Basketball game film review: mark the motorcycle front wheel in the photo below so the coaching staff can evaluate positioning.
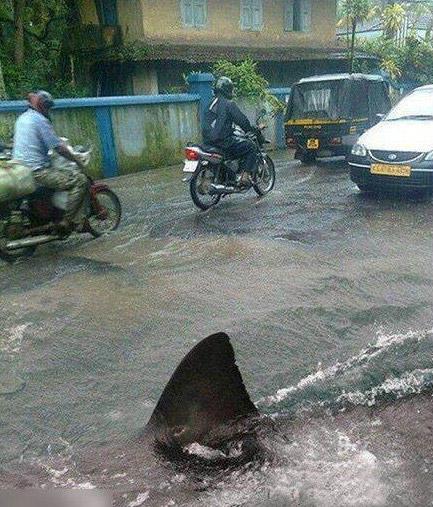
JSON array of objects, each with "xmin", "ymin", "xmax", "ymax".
[
  {"xmin": 253, "ymin": 155, "xmax": 276, "ymax": 196},
  {"xmin": 190, "ymin": 166, "xmax": 221, "ymax": 211},
  {"xmin": 87, "ymin": 188, "xmax": 122, "ymax": 238}
]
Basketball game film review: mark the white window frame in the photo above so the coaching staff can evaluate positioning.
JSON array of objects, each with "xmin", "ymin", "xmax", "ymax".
[
  {"xmin": 180, "ymin": 0, "xmax": 208, "ymax": 28},
  {"xmin": 285, "ymin": 0, "xmax": 312, "ymax": 33},
  {"xmin": 240, "ymin": 0, "xmax": 263, "ymax": 32}
]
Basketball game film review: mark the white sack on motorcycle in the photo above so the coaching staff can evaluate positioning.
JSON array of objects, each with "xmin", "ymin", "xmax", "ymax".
[{"xmin": 0, "ymin": 162, "xmax": 36, "ymax": 202}]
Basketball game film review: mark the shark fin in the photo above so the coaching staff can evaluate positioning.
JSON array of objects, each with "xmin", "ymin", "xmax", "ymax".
[{"xmin": 144, "ymin": 333, "xmax": 258, "ymax": 447}]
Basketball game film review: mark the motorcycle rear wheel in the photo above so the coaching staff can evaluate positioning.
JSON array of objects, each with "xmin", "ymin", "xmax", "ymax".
[
  {"xmin": 87, "ymin": 189, "xmax": 122, "ymax": 238},
  {"xmin": 190, "ymin": 166, "xmax": 221, "ymax": 211},
  {"xmin": 253, "ymin": 155, "xmax": 276, "ymax": 196}
]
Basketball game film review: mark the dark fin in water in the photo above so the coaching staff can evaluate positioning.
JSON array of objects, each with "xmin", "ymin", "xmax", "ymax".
[{"xmin": 144, "ymin": 333, "xmax": 258, "ymax": 448}]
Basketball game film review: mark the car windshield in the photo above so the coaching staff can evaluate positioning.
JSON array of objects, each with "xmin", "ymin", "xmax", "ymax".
[{"xmin": 386, "ymin": 90, "xmax": 433, "ymax": 121}]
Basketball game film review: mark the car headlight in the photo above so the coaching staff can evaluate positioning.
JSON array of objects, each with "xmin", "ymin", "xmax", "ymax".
[
  {"xmin": 351, "ymin": 144, "xmax": 367, "ymax": 157},
  {"xmin": 424, "ymin": 150, "xmax": 433, "ymax": 161}
]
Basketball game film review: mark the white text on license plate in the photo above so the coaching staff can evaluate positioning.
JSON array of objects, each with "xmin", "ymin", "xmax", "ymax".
[{"xmin": 183, "ymin": 160, "xmax": 198, "ymax": 173}]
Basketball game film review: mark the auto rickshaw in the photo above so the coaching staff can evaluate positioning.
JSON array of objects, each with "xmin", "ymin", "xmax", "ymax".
[{"xmin": 285, "ymin": 74, "xmax": 391, "ymax": 163}]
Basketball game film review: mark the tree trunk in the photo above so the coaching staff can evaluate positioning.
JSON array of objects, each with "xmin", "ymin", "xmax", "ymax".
[
  {"xmin": 349, "ymin": 20, "xmax": 357, "ymax": 73},
  {"xmin": 58, "ymin": 0, "xmax": 83, "ymax": 92},
  {"xmin": 13, "ymin": 0, "xmax": 26, "ymax": 66},
  {"xmin": 0, "ymin": 59, "xmax": 6, "ymax": 100}
]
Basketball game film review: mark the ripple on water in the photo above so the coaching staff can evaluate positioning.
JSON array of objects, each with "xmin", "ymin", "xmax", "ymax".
[{"xmin": 257, "ymin": 328, "xmax": 433, "ymax": 413}]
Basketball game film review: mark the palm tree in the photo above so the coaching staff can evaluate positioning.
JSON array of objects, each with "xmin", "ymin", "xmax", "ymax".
[
  {"xmin": 382, "ymin": 2, "xmax": 407, "ymax": 41},
  {"xmin": 338, "ymin": 0, "xmax": 378, "ymax": 72}
]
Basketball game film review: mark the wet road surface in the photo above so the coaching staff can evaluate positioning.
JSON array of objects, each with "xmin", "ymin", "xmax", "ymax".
[{"xmin": 1, "ymin": 152, "xmax": 433, "ymax": 505}]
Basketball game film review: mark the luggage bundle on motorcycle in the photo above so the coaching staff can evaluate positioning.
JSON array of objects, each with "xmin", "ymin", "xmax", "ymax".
[{"xmin": 0, "ymin": 162, "xmax": 36, "ymax": 202}]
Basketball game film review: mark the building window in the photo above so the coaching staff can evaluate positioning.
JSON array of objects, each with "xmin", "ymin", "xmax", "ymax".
[
  {"xmin": 285, "ymin": 0, "xmax": 312, "ymax": 32},
  {"xmin": 240, "ymin": 0, "xmax": 263, "ymax": 31},
  {"xmin": 180, "ymin": 0, "xmax": 208, "ymax": 28}
]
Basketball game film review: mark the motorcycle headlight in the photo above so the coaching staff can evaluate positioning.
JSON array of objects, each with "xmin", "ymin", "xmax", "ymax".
[
  {"xmin": 351, "ymin": 144, "xmax": 367, "ymax": 157},
  {"xmin": 424, "ymin": 150, "xmax": 433, "ymax": 161}
]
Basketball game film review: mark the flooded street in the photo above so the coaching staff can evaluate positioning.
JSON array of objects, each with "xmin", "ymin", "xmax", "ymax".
[{"xmin": 1, "ymin": 152, "xmax": 433, "ymax": 505}]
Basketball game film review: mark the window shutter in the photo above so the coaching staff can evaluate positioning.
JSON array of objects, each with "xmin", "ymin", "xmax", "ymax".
[
  {"xmin": 300, "ymin": 0, "xmax": 312, "ymax": 32},
  {"xmin": 193, "ymin": 0, "xmax": 207, "ymax": 27},
  {"xmin": 181, "ymin": 0, "xmax": 194, "ymax": 26},
  {"xmin": 285, "ymin": 0, "xmax": 294, "ymax": 31},
  {"xmin": 252, "ymin": 0, "xmax": 263, "ymax": 30},
  {"xmin": 241, "ymin": 0, "xmax": 252, "ymax": 30}
]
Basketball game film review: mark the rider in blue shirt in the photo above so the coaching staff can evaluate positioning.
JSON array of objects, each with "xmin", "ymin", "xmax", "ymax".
[{"xmin": 13, "ymin": 91, "xmax": 87, "ymax": 231}]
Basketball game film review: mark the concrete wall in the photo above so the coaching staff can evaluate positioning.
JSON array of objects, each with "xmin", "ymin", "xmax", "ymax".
[
  {"xmin": 0, "ymin": 95, "xmax": 201, "ymax": 179},
  {"xmin": 0, "ymin": 109, "xmax": 104, "ymax": 179},
  {"xmin": 111, "ymin": 101, "xmax": 200, "ymax": 175},
  {"xmin": 131, "ymin": 0, "xmax": 337, "ymax": 46},
  {"xmin": 78, "ymin": 0, "xmax": 99, "ymax": 24},
  {"xmin": 117, "ymin": 0, "xmax": 145, "ymax": 40},
  {"xmin": 79, "ymin": 0, "xmax": 336, "ymax": 46},
  {"xmin": 132, "ymin": 67, "xmax": 159, "ymax": 95}
]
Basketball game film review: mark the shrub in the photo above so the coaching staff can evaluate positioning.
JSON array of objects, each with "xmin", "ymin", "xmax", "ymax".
[{"xmin": 212, "ymin": 58, "xmax": 284, "ymax": 112}]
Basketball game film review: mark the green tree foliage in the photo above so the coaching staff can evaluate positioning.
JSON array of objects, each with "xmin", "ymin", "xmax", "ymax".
[
  {"xmin": 338, "ymin": 0, "xmax": 377, "ymax": 72},
  {"xmin": 212, "ymin": 58, "xmax": 284, "ymax": 111},
  {"xmin": 0, "ymin": 0, "xmax": 89, "ymax": 99},
  {"xmin": 361, "ymin": 35, "xmax": 433, "ymax": 85},
  {"xmin": 382, "ymin": 2, "xmax": 406, "ymax": 39},
  {"xmin": 0, "ymin": 59, "xmax": 6, "ymax": 99},
  {"xmin": 337, "ymin": 0, "xmax": 433, "ymax": 87},
  {"xmin": 213, "ymin": 58, "xmax": 269, "ymax": 98}
]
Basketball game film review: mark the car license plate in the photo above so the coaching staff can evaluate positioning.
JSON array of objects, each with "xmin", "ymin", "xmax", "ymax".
[
  {"xmin": 307, "ymin": 138, "xmax": 320, "ymax": 150},
  {"xmin": 370, "ymin": 163, "xmax": 411, "ymax": 177},
  {"xmin": 183, "ymin": 160, "xmax": 198, "ymax": 173}
]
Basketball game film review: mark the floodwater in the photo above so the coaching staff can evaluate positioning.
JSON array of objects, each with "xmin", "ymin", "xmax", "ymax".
[{"xmin": 1, "ymin": 153, "xmax": 433, "ymax": 506}]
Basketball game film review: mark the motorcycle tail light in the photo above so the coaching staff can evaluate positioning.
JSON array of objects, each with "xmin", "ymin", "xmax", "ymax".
[{"xmin": 185, "ymin": 148, "xmax": 200, "ymax": 161}]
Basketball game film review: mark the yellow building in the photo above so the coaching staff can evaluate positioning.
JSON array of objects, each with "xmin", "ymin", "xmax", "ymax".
[{"xmin": 77, "ymin": 0, "xmax": 344, "ymax": 95}]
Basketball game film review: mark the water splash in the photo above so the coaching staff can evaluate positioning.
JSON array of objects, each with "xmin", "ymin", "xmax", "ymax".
[
  {"xmin": 258, "ymin": 328, "xmax": 433, "ymax": 411},
  {"xmin": 337, "ymin": 368, "xmax": 433, "ymax": 407},
  {"xmin": 0, "ymin": 323, "xmax": 31, "ymax": 356}
]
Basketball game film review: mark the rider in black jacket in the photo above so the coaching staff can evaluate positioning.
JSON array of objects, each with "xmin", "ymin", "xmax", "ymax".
[{"xmin": 203, "ymin": 77, "xmax": 259, "ymax": 184}]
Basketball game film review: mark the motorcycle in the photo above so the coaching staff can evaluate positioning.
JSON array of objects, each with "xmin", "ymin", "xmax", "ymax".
[
  {"xmin": 182, "ymin": 113, "xmax": 276, "ymax": 211},
  {"xmin": 0, "ymin": 142, "xmax": 122, "ymax": 262}
]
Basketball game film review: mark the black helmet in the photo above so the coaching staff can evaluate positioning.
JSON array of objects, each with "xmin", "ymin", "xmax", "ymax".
[{"xmin": 214, "ymin": 77, "xmax": 234, "ymax": 99}]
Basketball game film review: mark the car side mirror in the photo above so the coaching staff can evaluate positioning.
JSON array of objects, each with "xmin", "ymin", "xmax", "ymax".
[{"xmin": 375, "ymin": 113, "xmax": 385, "ymax": 122}]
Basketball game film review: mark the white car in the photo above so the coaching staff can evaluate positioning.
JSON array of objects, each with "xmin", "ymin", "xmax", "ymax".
[{"xmin": 349, "ymin": 85, "xmax": 433, "ymax": 192}]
